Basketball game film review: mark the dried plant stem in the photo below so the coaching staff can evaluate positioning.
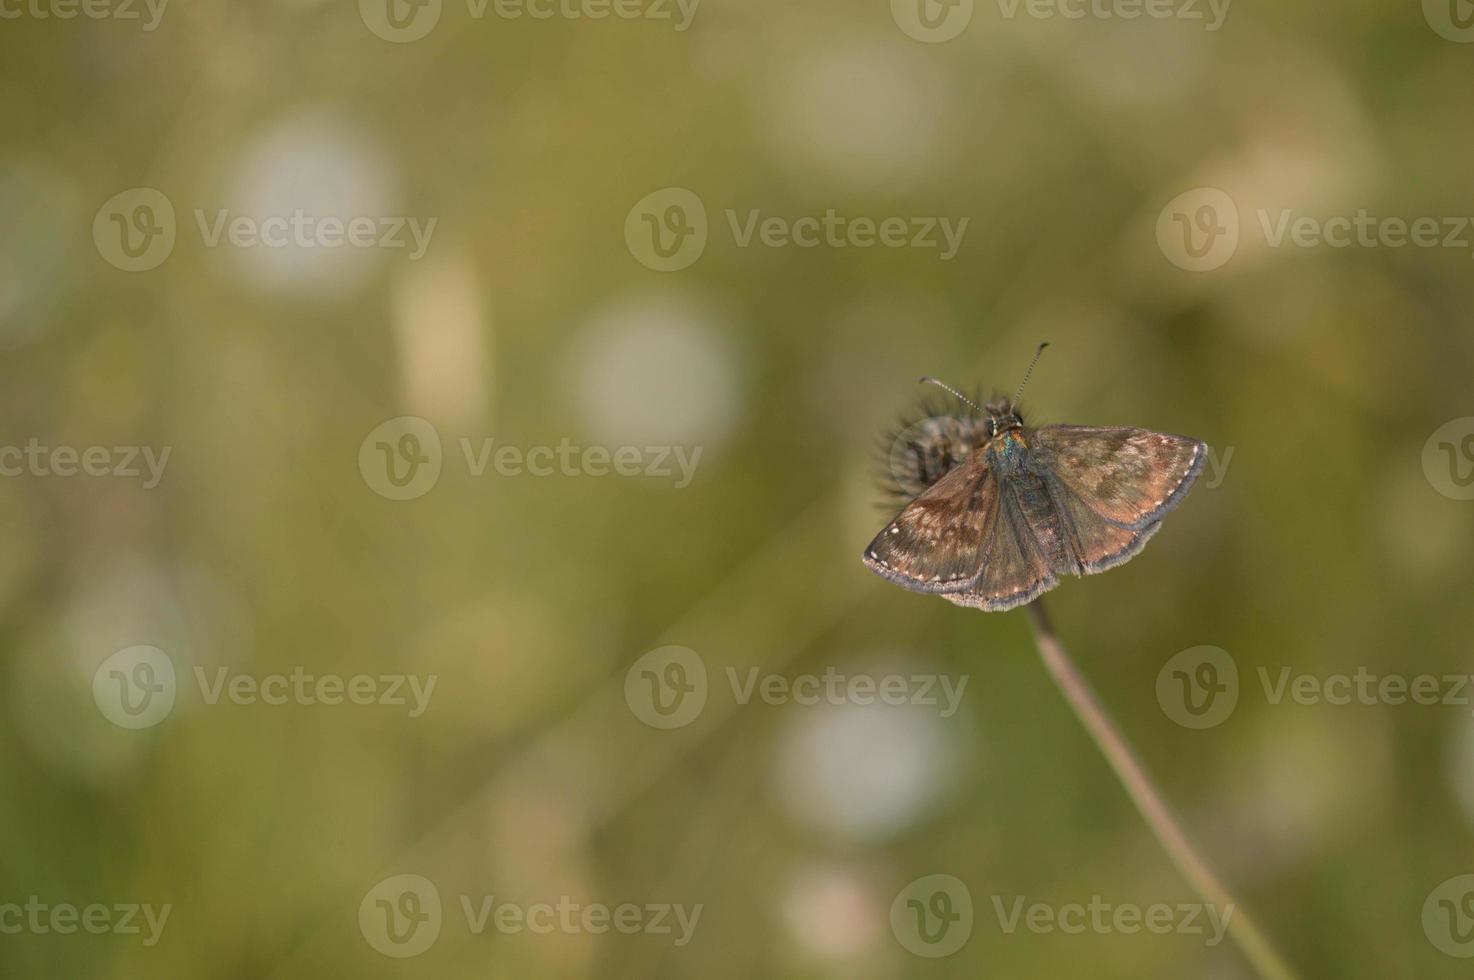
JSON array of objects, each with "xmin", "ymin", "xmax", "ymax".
[{"xmin": 1025, "ymin": 598, "xmax": 1301, "ymax": 980}]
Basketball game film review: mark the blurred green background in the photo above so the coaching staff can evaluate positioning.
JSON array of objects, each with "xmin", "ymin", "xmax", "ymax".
[{"xmin": 3, "ymin": 0, "xmax": 1474, "ymax": 976}]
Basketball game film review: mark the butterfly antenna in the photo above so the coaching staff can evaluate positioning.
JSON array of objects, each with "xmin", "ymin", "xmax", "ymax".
[
  {"xmin": 1011, "ymin": 342, "xmax": 1050, "ymax": 411},
  {"xmin": 918, "ymin": 377, "xmax": 981, "ymax": 414}
]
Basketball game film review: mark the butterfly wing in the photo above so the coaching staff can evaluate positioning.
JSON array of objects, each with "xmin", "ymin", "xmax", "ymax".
[
  {"xmin": 1038, "ymin": 473, "xmax": 1164, "ymax": 575},
  {"xmin": 1030, "ymin": 426, "xmax": 1206, "ymax": 531},
  {"xmin": 862, "ymin": 451, "xmax": 1000, "ymax": 594},
  {"xmin": 942, "ymin": 483, "xmax": 1060, "ymax": 611}
]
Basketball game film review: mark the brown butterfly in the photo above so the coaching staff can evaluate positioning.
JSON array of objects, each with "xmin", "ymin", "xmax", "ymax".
[{"xmin": 862, "ymin": 345, "xmax": 1206, "ymax": 611}]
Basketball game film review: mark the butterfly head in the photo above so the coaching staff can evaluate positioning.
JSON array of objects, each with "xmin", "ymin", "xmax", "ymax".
[
  {"xmin": 884, "ymin": 346, "xmax": 1050, "ymax": 500},
  {"xmin": 982, "ymin": 342, "xmax": 1049, "ymax": 439},
  {"xmin": 982, "ymin": 398, "xmax": 1024, "ymax": 438}
]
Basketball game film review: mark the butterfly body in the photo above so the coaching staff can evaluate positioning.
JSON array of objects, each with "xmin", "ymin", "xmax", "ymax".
[
  {"xmin": 865, "ymin": 395, "xmax": 1205, "ymax": 612},
  {"xmin": 987, "ymin": 429, "xmax": 1028, "ymax": 470}
]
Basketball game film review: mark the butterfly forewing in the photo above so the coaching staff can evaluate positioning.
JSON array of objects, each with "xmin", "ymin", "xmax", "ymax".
[
  {"xmin": 862, "ymin": 452, "xmax": 1000, "ymax": 593},
  {"xmin": 1031, "ymin": 426, "xmax": 1206, "ymax": 530}
]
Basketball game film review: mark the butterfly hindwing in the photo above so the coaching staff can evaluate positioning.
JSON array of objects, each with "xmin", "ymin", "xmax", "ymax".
[
  {"xmin": 943, "ymin": 483, "xmax": 1057, "ymax": 611},
  {"xmin": 1042, "ymin": 474, "xmax": 1164, "ymax": 575},
  {"xmin": 862, "ymin": 452, "xmax": 999, "ymax": 594}
]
